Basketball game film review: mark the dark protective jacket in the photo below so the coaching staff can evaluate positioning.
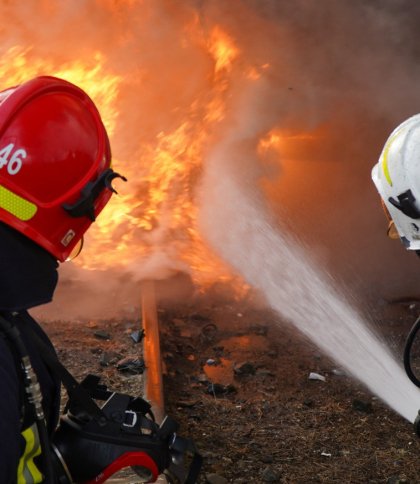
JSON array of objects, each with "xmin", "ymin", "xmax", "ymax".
[{"xmin": 0, "ymin": 222, "xmax": 61, "ymax": 483}]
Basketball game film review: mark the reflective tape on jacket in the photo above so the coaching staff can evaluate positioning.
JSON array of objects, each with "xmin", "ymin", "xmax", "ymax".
[{"xmin": 17, "ymin": 424, "xmax": 43, "ymax": 484}]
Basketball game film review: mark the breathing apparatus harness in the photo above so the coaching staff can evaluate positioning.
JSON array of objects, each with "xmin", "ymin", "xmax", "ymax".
[
  {"xmin": 0, "ymin": 314, "xmax": 56, "ymax": 482},
  {"xmin": 0, "ymin": 314, "xmax": 202, "ymax": 483}
]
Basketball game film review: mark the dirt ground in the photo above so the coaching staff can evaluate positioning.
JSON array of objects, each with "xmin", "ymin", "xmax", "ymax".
[{"xmin": 41, "ymin": 290, "xmax": 420, "ymax": 484}]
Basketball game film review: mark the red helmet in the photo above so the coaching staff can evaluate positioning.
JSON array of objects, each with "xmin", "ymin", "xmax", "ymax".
[{"xmin": 0, "ymin": 76, "xmax": 125, "ymax": 261}]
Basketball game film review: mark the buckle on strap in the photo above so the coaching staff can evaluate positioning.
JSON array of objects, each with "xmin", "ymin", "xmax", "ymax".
[{"xmin": 122, "ymin": 410, "xmax": 137, "ymax": 428}]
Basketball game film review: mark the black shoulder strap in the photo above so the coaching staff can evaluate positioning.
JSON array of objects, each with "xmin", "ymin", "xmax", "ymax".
[{"xmin": 21, "ymin": 321, "xmax": 106, "ymax": 422}]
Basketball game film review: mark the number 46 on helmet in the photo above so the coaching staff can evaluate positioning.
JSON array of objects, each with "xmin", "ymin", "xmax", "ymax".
[{"xmin": 0, "ymin": 76, "xmax": 126, "ymax": 261}]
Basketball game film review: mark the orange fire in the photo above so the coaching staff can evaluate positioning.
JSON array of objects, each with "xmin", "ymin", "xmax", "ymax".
[{"xmin": 0, "ymin": 4, "xmax": 305, "ymax": 296}]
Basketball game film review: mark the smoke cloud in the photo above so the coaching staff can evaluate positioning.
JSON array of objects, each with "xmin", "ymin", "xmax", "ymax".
[
  {"xmin": 1, "ymin": 0, "xmax": 417, "ymax": 319},
  {"xmin": 197, "ymin": 0, "xmax": 420, "ymax": 303}
]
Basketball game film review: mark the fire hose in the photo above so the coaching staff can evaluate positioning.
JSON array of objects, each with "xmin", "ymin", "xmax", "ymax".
[
  {"xmin": 403, "ymin": 315, "xmax": 420, "ymax": 435},
  {"xmin": 0, "ymin": 313, "xmax": 202, "ymax": 483}
]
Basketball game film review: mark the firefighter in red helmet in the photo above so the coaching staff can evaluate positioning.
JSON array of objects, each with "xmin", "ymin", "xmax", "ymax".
[
  {"xmin": 0, "ymin": 76, "xmax": 201, "ymax": 484},
  {"xmin": 0, "ymin": 76, "xmax": 125, "ymax": 482}
]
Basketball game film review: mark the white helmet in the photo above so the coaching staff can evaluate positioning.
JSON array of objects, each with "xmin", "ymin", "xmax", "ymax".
[{"xmin": 372, "ymin": 114, "xmax": 420, "ymax": 250}]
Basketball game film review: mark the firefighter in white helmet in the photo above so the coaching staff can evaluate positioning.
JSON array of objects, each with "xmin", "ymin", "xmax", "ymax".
[
  {"xmin": 372, "ymin": 115, "xmax": 420, "ymax": 423},
  {"xmin": 372, "ymin": 114, "xmax": 420, "ymax": 251}
]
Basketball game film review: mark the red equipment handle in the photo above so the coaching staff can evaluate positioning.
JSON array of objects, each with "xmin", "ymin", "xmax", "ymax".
[{"xmin": 85, "ymin": 451, "xmax": 160, "ymax": 483}]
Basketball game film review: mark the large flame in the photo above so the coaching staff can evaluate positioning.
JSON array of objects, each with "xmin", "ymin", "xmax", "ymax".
[
  {"xmin": 0, "ymin": 3, "xmax": 306, "ymax": 294},
  {"xmin": 0, "ymin": 47, "xmax": 120, "ymax": 137}
]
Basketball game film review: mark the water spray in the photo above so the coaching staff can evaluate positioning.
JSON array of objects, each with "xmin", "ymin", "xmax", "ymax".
[{"xmin": 199, "ymin": 127, "xmax": 420, "ymax": 424}]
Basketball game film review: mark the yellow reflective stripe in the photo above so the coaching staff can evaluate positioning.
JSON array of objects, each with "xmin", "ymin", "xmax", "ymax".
[
  {"xmin": 382, "ymin": 133, "xmax": 397, "ymax": 186},
  {"xmin": 0, "ymin": 185, "xmax": 37, "ymax": 221},
  {"xmin": 17, "ymin": 425, "xmax": 43, "ymax": 484},
  {"xmin": 381, "ymin": 128, "xmax": 405, "ymax": 187}
]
